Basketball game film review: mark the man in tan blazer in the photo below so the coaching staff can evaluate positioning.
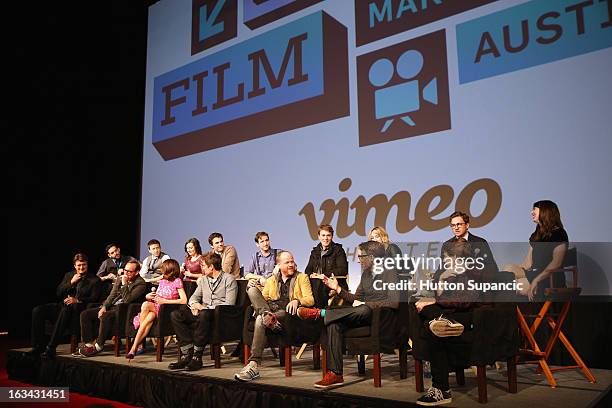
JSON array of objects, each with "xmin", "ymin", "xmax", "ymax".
[{"xmin": 208, "ymin": 232, "xmax": 241, "ymax": 279}]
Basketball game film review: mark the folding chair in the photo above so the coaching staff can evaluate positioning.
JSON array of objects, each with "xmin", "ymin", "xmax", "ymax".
[{"xmin": 516, "ymin": 247, "xmax": 596, "ymax": 387}]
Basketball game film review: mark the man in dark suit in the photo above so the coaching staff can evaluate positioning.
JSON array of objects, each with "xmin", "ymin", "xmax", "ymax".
[
  {"xmin": 29, "ymin": 253, "xmax": 101, "ymax": 359},
  {"xmin": 441, "ymin": 211, "xmax": 499, "ymax": 277},
  {"xmin": 78, "ymin": 259, "xmax": 147, "ymax": 357}
]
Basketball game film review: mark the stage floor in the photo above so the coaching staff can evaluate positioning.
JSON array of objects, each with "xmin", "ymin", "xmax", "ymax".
[{"xmin": 7, "ymin": 342, "xmax": 611, "ymax": 408}]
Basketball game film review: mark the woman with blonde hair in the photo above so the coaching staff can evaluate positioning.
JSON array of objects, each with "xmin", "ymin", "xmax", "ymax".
[{"xmin": 368, "ymin": 226, "xmax": 404, "ymax": 267}]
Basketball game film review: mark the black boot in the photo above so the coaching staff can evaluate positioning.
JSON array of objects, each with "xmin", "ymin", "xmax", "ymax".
[
  {"xmin": 186, "ymin": 349, "xmax": 203, "ymax": 371},
  {"xmin": 41, "ymin": 346, "xmax": 56, "ymax": 360},
  {"xmin": 168, "ymin": 348, "xmax": 193, "ymax": 370}
]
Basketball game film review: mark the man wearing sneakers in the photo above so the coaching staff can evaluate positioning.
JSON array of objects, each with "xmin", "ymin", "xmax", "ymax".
[
  {"xmin": 78, "ymin": 260, "xmax": 146, "ymax": 357},
  {"xmin": 296, "ymin": 240, "xmax": 399, "ymax": 388},
  {"xmin": 414, "ymin": 239, "xmax": 483, "ymax": 405},
  {"xmin": 234, "ymin": 251, "xmax": 314, "ymax": 382},
  {"xmin": 168, "ymin": 252, "xmax": 237, "ymax": 371}
]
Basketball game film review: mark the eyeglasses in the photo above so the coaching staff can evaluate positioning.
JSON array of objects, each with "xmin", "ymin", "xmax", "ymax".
[
  {"xmin": 450, "ymin": 223, "xmax": 466, "ymax": 228},
  {"xmin": 124, "ymin": 269, "xmax": 138, "ymax": 273}
]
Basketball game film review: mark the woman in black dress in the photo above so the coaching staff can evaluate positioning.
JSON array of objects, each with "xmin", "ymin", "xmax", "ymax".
[{"xmin": 520, "ymin": 200, "xmax": 569, "ymax": 301}]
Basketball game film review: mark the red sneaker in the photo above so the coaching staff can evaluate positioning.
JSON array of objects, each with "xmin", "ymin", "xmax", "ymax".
[
  {"xmin": 314, "ymin": 370, "xmax": 344, "ymax": 388},
  {"xmin": 262, "ymin": 311, "xmax": 282, "ymax": 332},
  {"xmin": 297, "ymin": 307, "xmax": 321, "ymax": 320}
]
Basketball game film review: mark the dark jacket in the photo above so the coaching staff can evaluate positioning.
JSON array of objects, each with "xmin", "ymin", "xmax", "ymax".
[
  {"xmin": 304, "ymin": 241, "xmax": 348, "ymax": 278},
  {"xmin": 337, "ymin": 268, "xmax": 399, "ymax": 309},
  {"xmin": 441, "ymin": 233, "xmax": 499, "ymax": 276},
  {"xmin": 435, "ymin": 267, "xmax": 483, "ymax": 311},
  {"xmin": 56, "ymin": 271, "xmax": 102, "ymax": 304},
  {"xmin": 97, "ymin": 255, "xmax": 136, "ymax": 277},
  {"xmin": 386, "ymin": 242, "xmax": 414, "ymax": 276},
  {"xmin": 103, "ymin": 275, "xmax": 147, "ymax": 309}
]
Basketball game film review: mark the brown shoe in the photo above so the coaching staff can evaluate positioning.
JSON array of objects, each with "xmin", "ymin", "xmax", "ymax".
[
  {"xmin": 314, "ymin": 370, "xmax": 344, "ymax": 388},
  {"xmin": 297, "ymin": 307, "xmax": 321, "ymax": 321}
]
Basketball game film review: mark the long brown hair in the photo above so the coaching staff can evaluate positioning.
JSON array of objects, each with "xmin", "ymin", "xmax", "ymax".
[
  {"xmin": 530, "ymin": 200, "xmax": 564, "ymax": 241},
  {"xmin": 161, "ymin": 259, "xmax": 181, "ymax": 281}
]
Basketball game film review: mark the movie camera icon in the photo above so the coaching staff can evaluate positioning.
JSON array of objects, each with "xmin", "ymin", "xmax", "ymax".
[{"xmin": 368, "ymin": 50, "xmax": 438, "ymax": 133}]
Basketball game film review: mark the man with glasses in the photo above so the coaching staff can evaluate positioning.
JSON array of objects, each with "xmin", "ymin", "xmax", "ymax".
[
  {"xmin": 78, "ymin": 260, "xmax": 147, "ymax": 357},
  {"xmin": 442, "ymin": 211, "xmax": 498, "ymax": 276},
  {"xmin": 296, "ymin": 241, "xmax": 399, "ymax": 388}
]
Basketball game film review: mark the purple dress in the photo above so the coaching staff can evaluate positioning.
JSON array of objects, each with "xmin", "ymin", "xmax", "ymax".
[
  {"xmin": 133, "ymin": 278, "xmax": 183, "ymax": 329},
  {"xmin": 183, "ymin": 255, "xmax": 203, "ymax": 282}
]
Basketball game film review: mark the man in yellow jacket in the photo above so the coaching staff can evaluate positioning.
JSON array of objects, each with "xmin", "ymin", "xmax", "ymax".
[{"xmin": 234, "ymin": 251, "xmax": 314, "ymax": 382}]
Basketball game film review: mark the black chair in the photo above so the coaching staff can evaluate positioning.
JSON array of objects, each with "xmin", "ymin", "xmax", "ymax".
[
  {"xmin": 125, "ymin": 280, "xmax": 198, "ymax": 361},
  {"xmin": 43, "ymin": 300, "xmax": 104, "ymax": 354},
  {"xmin": 409, "ymin": 271, "xmax": 520, "ymax": 403},
  {"xmin": 337, "ymin": 305, "xmax": 408, "ymax": 387},
  {"xmin": 242, "ymin": 277, "xmax": 326, "ymax": 376},
  {"xmin": 43, "ymin": 316, "xmax": 80, "ymax": 354},
  {"xmin": 208, "ymin": 279, "xmax": 250, "ymax": 368}
]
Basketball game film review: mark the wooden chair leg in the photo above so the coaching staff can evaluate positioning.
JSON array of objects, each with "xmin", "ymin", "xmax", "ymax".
[
  {"xmin": 214, "ymin": 344, "xmax": 221, "ymax": 368},
  {"xmin": 547, "ymin": 315, "xmax": 597, "ymax": 383},
  {"xmin": 456, "ymin": 368, "xmax": 465, "ymax": 386},
  {"xmin": 125, "ymin": 337, "xmax": 131, "ymax": 354},
  {"xmin": 373, "ymin": 353, "xmax": 381, "ymax": 387},
  {"xmin": 284, "ymin": 346, "xmax": 292, "ymax": 376},
  {"xmin": 156, "ymin": 337, "xmax": 163, "ymax": 362},
  {"xmin": 243, "ymin": 344, "xmax": 250, "ymax": 365},
  {"xmin": 415, "ymin": 359, "xmax": 424, "ymax": 392},
  {"xmin": 399, "ymin": 348, "xmax": 408, "ymax": 380},
  {"xmin": 508, "ymin": 357, "xmax": 517, "ymax": 393},
  {"xmin": 313, "ymin": 344, "xmax": 321, "ymax": 370},
  {"xmin": 114, "ymin": 336, "xmax": 120, "ymax": 357},
  {"xmin": 477, "ymin": 366, "xmax": 487, "ymax": 403},
  {"xmin": 357, "ymin": 355, "xmax": 366, "ymax": 375},
  {"xmin": 517, "ymin": 305, "xmax": 557, "ymax": 388}
]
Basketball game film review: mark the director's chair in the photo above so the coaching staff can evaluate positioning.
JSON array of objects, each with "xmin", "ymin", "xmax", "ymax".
[{"xmin": 516, "ymin": 247, "xmax": 596, "ymax": 387}]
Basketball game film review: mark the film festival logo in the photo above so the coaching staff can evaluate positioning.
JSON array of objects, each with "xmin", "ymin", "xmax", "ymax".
[
  {"xmin": 357, "ymin": 29, "xmax": 451, "ymax": 147},
  {"xmin": 192, "ymin": 0, "xmax": 325, "ymax": 55},
  {"xmin": 192, "ymin": 0, "xmax": 238, "ymax": 55}
]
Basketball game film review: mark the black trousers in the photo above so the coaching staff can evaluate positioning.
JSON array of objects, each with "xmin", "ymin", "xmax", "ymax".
[
  {"xmin": 171, "ymin": 306, "xmax": 215, "ymax": 348},
  {"xmin": 324, "ymin": 305, "xmax": 372, "ymax": 375},
  {"xmin": 80, "ymin": 306, "xmax": 119, "ymax": 344},
  {"xmin": 419, "ymin": 304, "xmax": 473, "ymax": 390},
  {"xmin": 31, "ymin": 302, "xmax": 86, "ymax": 350}
]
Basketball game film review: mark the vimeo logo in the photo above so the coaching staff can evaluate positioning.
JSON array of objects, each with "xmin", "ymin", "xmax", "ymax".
[{"xmin": 357, "ymin": 30, "xmax": 450, "ymax": 146}]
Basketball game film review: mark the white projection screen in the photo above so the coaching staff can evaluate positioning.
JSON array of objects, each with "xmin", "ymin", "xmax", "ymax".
[{"xmin": 141, "ymin": 0, "xmax": 612, "ymax": 295}]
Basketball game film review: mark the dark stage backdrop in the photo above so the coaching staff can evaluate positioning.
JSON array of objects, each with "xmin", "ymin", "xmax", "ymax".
[{"xmin": 4, "ymin": 1, "xmax": 153, "ymax": 341}]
